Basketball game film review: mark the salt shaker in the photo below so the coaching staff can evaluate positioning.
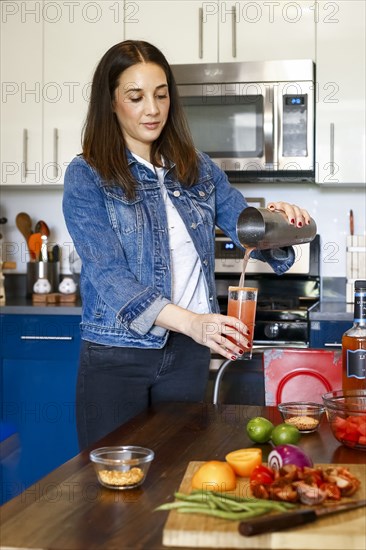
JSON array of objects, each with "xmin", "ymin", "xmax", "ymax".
[{"xmin": 33, "ymin": 278, "xmax": 52, "ymax": 294}]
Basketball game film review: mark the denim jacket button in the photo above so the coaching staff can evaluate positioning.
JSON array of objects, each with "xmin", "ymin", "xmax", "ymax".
[
  {"xmin": 203, "ymin": 259, "xmax": 208, "ymax": 265},
  {"xmin": 199, "ymin": 191, "xmax": 205, "ymax": 197},
  {"xmin": 191, "ymin": 223, "xmax": 197, "ymax": 229},
  {"xmin": 173, "ymin": 190, "xmax": 181, "ymax": 197}
]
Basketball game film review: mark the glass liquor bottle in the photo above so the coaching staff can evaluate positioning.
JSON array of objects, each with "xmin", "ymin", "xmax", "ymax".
[{"xmin": 342, "ymin": 280, "xmax": 366, "ymax": 390}]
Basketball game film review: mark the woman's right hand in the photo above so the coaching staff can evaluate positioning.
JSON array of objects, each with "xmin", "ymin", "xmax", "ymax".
[{"xmin": 155, "ymin": 305, "xmax": 251, "ymax": 360}]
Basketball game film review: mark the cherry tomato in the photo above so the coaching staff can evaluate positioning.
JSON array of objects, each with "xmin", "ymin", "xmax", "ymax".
[
  {"xmin": 320, "ymin": 482, "xmax": 341, "ymax": 500},
  {"xmin": 332, "ymin": 413, "xmax": 366, "ymax": 447},
  {"xmin": 249, "ymin": 465, "xmax": 275, "ymax": 485}
]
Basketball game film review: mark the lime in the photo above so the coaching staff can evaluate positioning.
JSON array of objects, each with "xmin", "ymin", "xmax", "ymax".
[
  {"xmin": 246, "ymin": 417, "xmax": 274, "ymax": 444},
  {"xmin": 271, "ymin": 423, "xmax": 301, "ymax": 446}
]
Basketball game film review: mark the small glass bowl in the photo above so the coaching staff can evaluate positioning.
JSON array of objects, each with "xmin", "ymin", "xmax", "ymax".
[
  {"xmin": 89, "ymin": 446, "xmax": 154, "ymax": 490},
  {"xmin": 278, "ymin": 402, "xmax": 325, "ymax": 433},
  {"xmin": 322, "ymin": 390, "xmax": 366, "ymax": 451}
]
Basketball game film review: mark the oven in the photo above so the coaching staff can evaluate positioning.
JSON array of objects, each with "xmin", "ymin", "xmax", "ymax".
[{"xmin": 214, "ymin": 234, "xmax": 321, "ymax": 348}]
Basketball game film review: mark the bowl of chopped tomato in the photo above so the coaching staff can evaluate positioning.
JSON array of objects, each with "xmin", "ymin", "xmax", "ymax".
[{"xmin": 322, "ymin": 389, "xmax": 366, "ymax": 451}]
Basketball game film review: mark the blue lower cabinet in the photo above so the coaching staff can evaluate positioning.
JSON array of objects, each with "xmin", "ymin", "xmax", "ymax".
[
  {"xmin": 0, "ymin": 314, "xmax": 81, "ymax": 504},
  {"xmin": 309, "ymin": 320, "xmax": 353, "ymax": 348}
]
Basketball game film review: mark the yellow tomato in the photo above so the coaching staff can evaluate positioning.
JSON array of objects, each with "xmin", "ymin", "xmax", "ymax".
[
  {"xmin": 191, "ymin": 460, "xmax": 237, "ymax": 491},
  {"xmin": 225, "ymin": 448, "xmax": 262, "ymax": 477}
]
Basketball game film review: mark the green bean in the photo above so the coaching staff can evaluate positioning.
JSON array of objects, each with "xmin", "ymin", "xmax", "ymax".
[
  {"xmin": 207, "ymin": 491, "xmax": 298, "ymax": 510},
  {"xmin": 206, "ymin": 492, "xmax": 234, "ymax": 512},
  {"xmin": 155, "ymin": 490, "xmax": 298, "ymax": 519},
  {"xmin": 174, "ymin": 492, "xmax": 208, "ymax": 502},
  {"xmin": 155, "ymin": 501, "xmax": 206, "ymax": 511},
  {"xmin": 187, "ymin": 491, "xmax": 247, "ymax": 511},
  {"xmin": 177, "ymin": 506, "xmax": 269, "ymax": 521},
  {"xmin": 194, "ymin": 490, "xmax": 297, "ymax": 510}
]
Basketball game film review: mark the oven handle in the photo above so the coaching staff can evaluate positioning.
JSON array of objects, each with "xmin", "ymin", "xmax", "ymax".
[{"xmin": 253, "ymin": 342, "xmax": 309, "ymax": 349}]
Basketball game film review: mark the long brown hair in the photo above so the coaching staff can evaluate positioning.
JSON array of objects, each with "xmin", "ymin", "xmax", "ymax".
[{"xmin": 82, "ymin": 40, "xmax": 199, "ymax": 198}]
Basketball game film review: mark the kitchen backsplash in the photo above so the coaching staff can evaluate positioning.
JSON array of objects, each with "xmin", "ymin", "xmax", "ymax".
[
  {"xmin": 1, "ymin": 183, "xmax": 365, "ymax": 280},
  {"xmin": 240, "ymin": 182, "xmax": 365, "ymax": 282}
]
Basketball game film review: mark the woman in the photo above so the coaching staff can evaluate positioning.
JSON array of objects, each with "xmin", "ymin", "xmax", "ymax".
[{"xmin": 63, "ymin": 40, "xmax": 311, "ymax": 449}]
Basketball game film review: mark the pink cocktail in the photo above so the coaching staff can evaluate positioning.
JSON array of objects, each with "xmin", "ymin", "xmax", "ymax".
[{"xmin": 227, "ymin": 286, "xmax": 258, "ymax": 359}]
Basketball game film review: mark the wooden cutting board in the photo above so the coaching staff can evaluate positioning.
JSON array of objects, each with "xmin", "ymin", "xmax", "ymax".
[{"xmin": 162, "ymin": 462, "xmax": 366, "ymax": 549}]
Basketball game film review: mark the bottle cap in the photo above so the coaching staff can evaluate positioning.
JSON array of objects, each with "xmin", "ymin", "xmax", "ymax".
[{"xmin": 355, "ymin": 280, "xmax": 366, "ymax": 291}]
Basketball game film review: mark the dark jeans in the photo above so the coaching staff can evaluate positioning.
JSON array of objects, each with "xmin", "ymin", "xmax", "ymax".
[{"xmin": 76, "ymin": 332, "xmax": 211, "ymax": 450}]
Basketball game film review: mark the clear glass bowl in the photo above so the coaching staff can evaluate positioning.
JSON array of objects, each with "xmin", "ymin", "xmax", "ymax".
[
  {"xmin": 277, "ymin": 401, "xmax": 325, "ymax": 433},
  {"xmin": 322, "ymin": 389, "xmax": 366, "ymax": 451},
  {"xmin": 89, "ymin": 446, "xmax": 155, "ymax": 489}
]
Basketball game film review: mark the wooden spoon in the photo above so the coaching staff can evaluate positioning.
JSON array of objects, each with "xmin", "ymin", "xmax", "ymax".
[
  {"xmin": 16, "ymin": 212, "xmax": 34, "ymax": 259},
  {"xmin": 16, "ymin": 212, "xmax": 33, "ymax": 241}
]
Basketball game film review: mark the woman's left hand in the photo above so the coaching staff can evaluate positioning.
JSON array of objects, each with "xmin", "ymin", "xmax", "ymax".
[{"xmin": 266, "ymin": 201, "xmax": 311, "ymax": 228}]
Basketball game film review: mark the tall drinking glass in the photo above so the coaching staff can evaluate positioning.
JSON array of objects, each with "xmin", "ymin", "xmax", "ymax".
[{"xmin": 227, "ymin": 287, "xmax": 258, "ymax": 359}]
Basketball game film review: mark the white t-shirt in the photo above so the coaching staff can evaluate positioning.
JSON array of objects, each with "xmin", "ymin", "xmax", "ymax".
[{"xmin": 132, "ymin": 154, "xmax": 209, "ymax": 314}]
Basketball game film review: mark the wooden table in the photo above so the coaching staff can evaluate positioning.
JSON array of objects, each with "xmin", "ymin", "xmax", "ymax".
[{"xmin": 1, "ymin": 402, "xmax": 364, "ymax": 550}]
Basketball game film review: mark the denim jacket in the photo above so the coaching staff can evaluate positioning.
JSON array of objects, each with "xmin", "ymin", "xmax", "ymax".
[{"xmin": 63, "ymin": 151, "xmax": 294, "ymax": 348}]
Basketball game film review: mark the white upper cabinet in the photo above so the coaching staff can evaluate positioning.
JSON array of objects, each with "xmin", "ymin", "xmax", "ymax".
[
  {"xmin": 1, "ymin": 1, "xmax": 125, "ymax": 186},
  {"xmin": 124, "ymin": 0, "xmax": 219, "ymax": 63},
  {"xmin": 315, "ymin": 0, "xmax": 366, "ymax": 185},
  {"xmin": 124, "ymin": 1, "xmax": 315, "ymax": 63},
  {"xmin": 219, "ymin": 1, "xmax": 315, "ymax": 62},
  {"xmin": 1, "ymin": 1, "xmax": 43, "ymax": 185},
  {"xmin": 43, "ymin": 1, "xmax": 125, "ymax": 184},
  {"xmin": 2, "ymin": 1, "xmax": 364, "ymax": 188}
]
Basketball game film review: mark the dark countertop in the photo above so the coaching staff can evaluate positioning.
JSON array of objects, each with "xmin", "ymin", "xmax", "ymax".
[
  {"xmin": 1, "ymin": 297, "xmax": 354, "ymax": 321},
  {"xmin": 1, "ymin": 296, "xmax": 82, "ymax": 315},
  {"xmin": 1, "ymin": 402, "xmax": 365, "ymax": 550},
  {"xmin": 309, "ymin": 301, "xmax": 354, "ymax": 321}
]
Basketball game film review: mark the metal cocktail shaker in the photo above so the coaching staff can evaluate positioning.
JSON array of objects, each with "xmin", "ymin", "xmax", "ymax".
[{"xmin": 236, "ymin": 207, "xmax": 317, "ymax": 249}]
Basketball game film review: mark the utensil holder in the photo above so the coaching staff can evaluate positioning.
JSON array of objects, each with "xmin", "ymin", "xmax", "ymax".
[{"xmin": 26, "ymin": 262, "xmax": 60, "ymax": 296}]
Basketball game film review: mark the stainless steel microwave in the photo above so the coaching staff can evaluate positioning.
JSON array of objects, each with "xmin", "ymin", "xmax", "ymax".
[{"xmin": 171, "ymin": 60, "xmax": 315, "ymax": 182}]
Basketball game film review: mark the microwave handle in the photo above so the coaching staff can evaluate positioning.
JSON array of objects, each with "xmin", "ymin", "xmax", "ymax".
[{"xmin": 264, "ymin": 86, "xmax": 275, "ymax": 166}]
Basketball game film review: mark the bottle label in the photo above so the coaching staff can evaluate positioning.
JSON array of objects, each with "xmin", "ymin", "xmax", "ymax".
[
  {"xmin": 354, "ymin": 290, "xmax": 366, "ymax": 323},
  {"xmin": 346, "ymin": 349, "xmax": 366, "ymax": 379}
]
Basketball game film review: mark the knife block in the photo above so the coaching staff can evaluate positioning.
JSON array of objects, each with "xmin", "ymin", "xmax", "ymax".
[{"xmin": 346, "ymin": 235, "xmax": 366, "ymax": 302}]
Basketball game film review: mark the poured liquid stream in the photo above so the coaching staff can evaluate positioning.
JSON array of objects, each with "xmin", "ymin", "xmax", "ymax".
[{"xmin": 238, "ymin": 247, "xmax": 255, "ymax": 288}]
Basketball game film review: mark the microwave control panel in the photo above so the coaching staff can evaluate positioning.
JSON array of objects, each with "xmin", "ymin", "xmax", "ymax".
[{"xmin": 282, "ymin": 94, "xmax": 308, "ymax": 158}]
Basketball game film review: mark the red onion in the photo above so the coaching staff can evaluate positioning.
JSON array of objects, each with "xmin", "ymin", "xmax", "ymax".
[{"xmin": 268, "ymin": 444, "xmax": 313, "ymax": 470}]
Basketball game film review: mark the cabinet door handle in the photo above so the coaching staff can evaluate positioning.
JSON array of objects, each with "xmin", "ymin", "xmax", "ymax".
[
  {"xmin": 20, "ymin": 336, "xmax": 73, "ymax": 341},
  {"xmin": 53, "ymin": 128, "xmax": 59, "ymax": 178},
  {"xmin": 329, "ymin": 122, "xmax": 335, "ymax": 176},
  {"xmin": 232, "ymin": 5, "xmax": 237, "ymax": 58},
  {"xmin": 22, "ymin": 128, "xmax": 28, "ymax": 179},
  {"xmin": 198, "ymin": 7, "xmax": 203, "ymax": 58}
]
